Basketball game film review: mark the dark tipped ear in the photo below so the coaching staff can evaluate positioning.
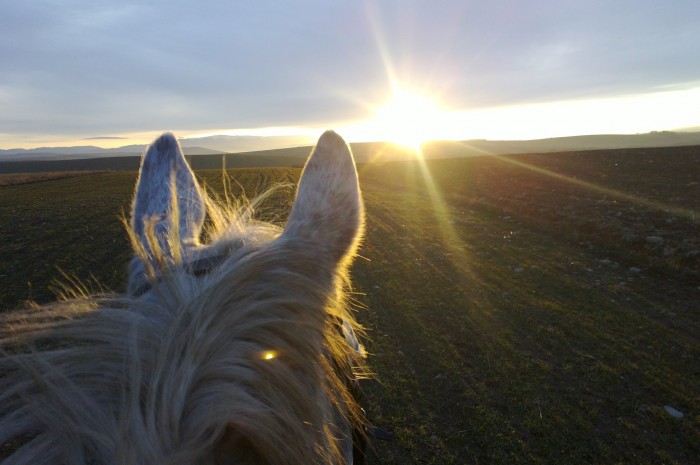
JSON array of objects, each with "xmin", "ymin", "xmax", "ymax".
[
  {"xmin": 283, "ymin": 131, "xmax": 363, "ymax": 263},
  {"xmin": 130, "ymin": 132, "xmax": 205, "ymax": 256}
]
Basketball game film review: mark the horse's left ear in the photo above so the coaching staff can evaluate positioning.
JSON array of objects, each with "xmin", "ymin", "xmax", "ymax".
[
  {"xmin": 283, "ymin": 130, "xmax": 363, "ymax": 264},
  {"xmin": 130, "ymin": 133, "xmax": 205, "ymax": 258}
]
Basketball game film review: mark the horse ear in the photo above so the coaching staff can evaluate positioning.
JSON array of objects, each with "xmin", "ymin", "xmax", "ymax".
[
  {"xmin": 130, "ymin": 132, "xmax": 205, "ymax": 257},
  {"xmin": 283, "ymin": 130, "xmax": 363, "ymax": 263}
]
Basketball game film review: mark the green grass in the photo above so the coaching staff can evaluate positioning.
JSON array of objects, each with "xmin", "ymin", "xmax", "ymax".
[{"xmin": 1, "ymin": 147, "xmax": 699, "ymax": 464}]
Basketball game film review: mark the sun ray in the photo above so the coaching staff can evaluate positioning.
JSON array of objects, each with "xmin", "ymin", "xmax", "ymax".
[
  {"xmin": 343, "ymin": 85, "xmax": 449, "ymax": 151},
  {"xmin": 378, "ymin": 88, "xmax": 442, "ymax": 150},
  {"xmin": 487, "ymin": 151, "xmax": 700, "ymax": 222}
]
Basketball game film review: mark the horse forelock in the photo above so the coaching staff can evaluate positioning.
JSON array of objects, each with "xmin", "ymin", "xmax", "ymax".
[{"xmin": 0, "ymin": 190, "xmax": 365, "ymax": 465}]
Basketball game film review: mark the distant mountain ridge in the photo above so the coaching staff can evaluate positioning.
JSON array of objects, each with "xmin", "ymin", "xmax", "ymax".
[
  {"xmin": 0, "ymin": 134, "xmax": 312, "ymax": 160},
  {"xmin": 2, "ymin": 131, "xmax": 700, "ymax": 162},
  {"xmin": 178, "ymin": 134, "xmax": 313, "ymax": 154},
  {"xmin": 0, "ymin": 144, "xmax": 223, "ymax": 161},
  {"xmin": 457, "ymin": 131, "xmax": 700, "ymax": 153},
  {"xmin": 0, "ymin": 146, "xmax": 221, "ymax": 155},
  {"xmin": 420, "ymin": 131, "xmax": 700, "ymax": 159}
]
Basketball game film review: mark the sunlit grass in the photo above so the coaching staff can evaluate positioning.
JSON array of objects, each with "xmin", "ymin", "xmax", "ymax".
[
  {"xmin": 0, "ymin": 149, "xmax": 698, "ymax": 464},
  {"xmin": 485, "ymin": 149, "xmax": 700, "ymax": 223}
]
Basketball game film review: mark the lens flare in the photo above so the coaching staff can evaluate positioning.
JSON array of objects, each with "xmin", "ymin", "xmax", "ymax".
[
  {"xmin": 377, "ymin": 89, "xmax": 439, "ymax": 148},
  {"xmin": 363, "ymin": 86, "xmax": 448, "ymax": 151}
]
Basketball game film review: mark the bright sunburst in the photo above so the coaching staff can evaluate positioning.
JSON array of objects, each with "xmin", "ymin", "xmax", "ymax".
[{"xmin": 369, "ymin": 87, "xmax": 446, "ymax": 151}]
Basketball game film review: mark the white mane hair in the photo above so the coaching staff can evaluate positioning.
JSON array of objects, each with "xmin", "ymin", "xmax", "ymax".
[{"xmin": 0, "ymin": 131, "xmax": 367, "ymax": 465}]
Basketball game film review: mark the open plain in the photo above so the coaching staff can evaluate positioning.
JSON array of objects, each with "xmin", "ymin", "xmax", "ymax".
[{"xmin": 1, "ymin": 145, "xmax": 698, "ymax": 464}]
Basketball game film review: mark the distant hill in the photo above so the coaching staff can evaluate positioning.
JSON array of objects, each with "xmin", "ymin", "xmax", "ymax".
[
  {"xmin": 0, "ymin": 145, "xmax": 223, "ymax": 161},
  {"xmin": 2, "ymin": 131, "xmax": 700, "ymax": 173},
  {"xmin": 0, "ymin": 134, "xmax": 310, "ymax": 161},
  {"xmin": 0, "ymin": 147, "xmax": 315, "ymax": 174},
  {"xmin": 421, "ymin": 131, "xmax": 700, "ymax": 157},
  {"xmin": 178, "ymin": 134, "xmax": 314, "ymax": 154}
]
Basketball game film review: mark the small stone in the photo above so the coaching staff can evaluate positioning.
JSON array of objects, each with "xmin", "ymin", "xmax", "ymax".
[
  {"xmin": 646, "ymin": 236, "xmax": 664, "ymax": 245},
  {"xmin": 513, "ymin": 267, "xmax": 524, "ymax": 273},
  {"xmin": 664, "ymin": 405, "xmax": 684, "ymax": 419},
  {"xmin": 628, "ymin": 267, "xmax": 641, "ymax": 274}
]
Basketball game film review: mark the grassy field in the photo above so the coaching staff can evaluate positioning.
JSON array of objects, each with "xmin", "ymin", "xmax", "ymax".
[
  {"xmin": 0, "ymin": 171, "xmax": 111, "ymax": 187},
  {"xmin": 1, "ymin": 146, "xmax": 698, "ymax": 464}
]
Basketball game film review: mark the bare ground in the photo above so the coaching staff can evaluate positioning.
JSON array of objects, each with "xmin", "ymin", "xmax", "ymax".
[{"xmin": 0, "ymin": 146, "xmax": 698, "ymax": 464}]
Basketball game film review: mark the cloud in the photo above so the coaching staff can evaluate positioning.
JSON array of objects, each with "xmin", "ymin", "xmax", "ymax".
[
  {"xmin": 82, "ymin": 136, "xmax": 129, "ymax": 140},
  {"xmin": 1, "ymin": 0, "xmax": 700, "ymax": 145}
]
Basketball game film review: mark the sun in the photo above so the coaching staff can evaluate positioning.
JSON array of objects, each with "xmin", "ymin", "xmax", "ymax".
[
  {"xmin": 339, "ymin": 85, "xmax": 457, "ymax": 150},
  {"xmin": 370, "ymin": 87, "xmax": 446, "ymax": 151}
]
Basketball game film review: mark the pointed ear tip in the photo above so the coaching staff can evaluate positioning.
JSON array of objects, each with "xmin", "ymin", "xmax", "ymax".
[
  {"xmin": 154, "ymin": 131, "xmax": 178, "ymax": 144},
  {"xmin": 314, "ymin": 130, "xmax": 356, "ymax": 168},
  {"xmin": 318, "ymin": 130, "xmax": 349, "ymax": 148},
  {"xmin": 147, "ymin": 132, "xmax": 181, "ymax": 154}
]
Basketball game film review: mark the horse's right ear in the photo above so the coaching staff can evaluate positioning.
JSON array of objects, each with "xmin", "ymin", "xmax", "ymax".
[{"xmin": 283, "ymin": 130, "xmax": 363, "ymax": 264}]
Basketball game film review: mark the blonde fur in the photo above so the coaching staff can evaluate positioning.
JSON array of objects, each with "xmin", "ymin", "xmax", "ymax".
[{"xmin": 0, "ymin": 131, "xmax": 366, "ymax": 465}]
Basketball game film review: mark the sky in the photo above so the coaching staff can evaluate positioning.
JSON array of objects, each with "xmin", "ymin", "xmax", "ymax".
[{"xmin": 2, "ymin": 0, "xmax": 700, "ymax": 150}]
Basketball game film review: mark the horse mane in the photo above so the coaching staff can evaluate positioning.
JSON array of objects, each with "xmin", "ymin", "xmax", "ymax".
[{"xmin": 0, "ymin": 168, "xmax": 366, "ymax": 464}]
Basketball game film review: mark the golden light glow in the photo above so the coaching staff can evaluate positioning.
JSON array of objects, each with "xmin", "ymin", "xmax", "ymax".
[
  {"xmin": 261, "ymin": 350, "xmax": 278, "ymax": 361},
  {"xmin": 365, "ymin": 86, "xmax": 447, "ymax": 151},
  {"xmin": 336, "ymin": 85, "xmax": 700, "ymax": 148}
]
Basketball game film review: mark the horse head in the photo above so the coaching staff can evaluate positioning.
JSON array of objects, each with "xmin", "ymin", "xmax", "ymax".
[{"xmin": 0, "ymin": 131, "xmax": 366, "ymax": 465}]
